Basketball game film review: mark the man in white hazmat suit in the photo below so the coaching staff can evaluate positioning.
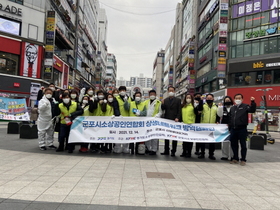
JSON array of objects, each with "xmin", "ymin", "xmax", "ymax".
[
  {"xmin": 37, "ymin": 87, "xmax": 58, "ymax": 150},
  {"xmin": 145, "ymin": 90, "xmax": 162, "ymax": 155}
]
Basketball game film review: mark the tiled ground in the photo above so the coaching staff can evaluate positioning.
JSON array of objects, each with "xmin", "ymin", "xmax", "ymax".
[{"xmin": 0, "ymin": 122, "xmax": 279, "ymax": 210}]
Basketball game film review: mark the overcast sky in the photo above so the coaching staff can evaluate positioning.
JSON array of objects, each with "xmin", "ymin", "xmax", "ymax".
[{"xmin": 99, "ymin": 0, "xmax": 181, "ymax": 81}]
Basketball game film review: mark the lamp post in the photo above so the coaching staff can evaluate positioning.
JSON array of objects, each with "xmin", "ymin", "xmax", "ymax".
[{"xmin": 256, "ymin": 88, "xmax": 273, "ymax": 137}]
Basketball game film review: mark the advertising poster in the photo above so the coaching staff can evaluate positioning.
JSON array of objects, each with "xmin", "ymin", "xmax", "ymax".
[{"xmin": 0, "ymin": 97, "xmax": 30, "ymax": 121}]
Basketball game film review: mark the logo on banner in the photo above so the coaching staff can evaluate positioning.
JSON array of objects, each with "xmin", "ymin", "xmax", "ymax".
[{"xmin": 23, "ymin": 43, "xmax": 39, "ymax": 78}]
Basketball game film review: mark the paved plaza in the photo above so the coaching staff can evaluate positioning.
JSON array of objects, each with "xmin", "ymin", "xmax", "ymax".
[{"xmin": 0, "ymin": 122, "xmax": 279, "ymax": 210}]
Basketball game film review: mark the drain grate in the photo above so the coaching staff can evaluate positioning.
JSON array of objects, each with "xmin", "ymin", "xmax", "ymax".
[{"xmin": 146, "ymin": 172, "xmax": 175, "ymax": 179}]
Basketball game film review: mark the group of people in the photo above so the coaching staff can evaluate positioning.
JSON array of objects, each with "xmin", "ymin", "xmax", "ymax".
[{"xmin": 36, "ymin": 83, "xmax": 256, "ymax": 166}]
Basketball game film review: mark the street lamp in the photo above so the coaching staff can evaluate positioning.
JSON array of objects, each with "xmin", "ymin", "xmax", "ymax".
[{"xmin": 256, "ymin": 88, "xmax": 273, "ymax": 137}]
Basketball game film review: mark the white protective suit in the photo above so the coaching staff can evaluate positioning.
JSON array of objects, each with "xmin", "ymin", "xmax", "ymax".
[
  {"xmin": 145, "ymin": 99, "xmax": 162, "ymax": 152},
  {"xmin": 37, "ymin": 95, "xmax": 56, "ymax": 147}
]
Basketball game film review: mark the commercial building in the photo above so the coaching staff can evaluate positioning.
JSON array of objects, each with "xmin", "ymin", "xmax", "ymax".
[
  {"xmin": 130, "ymin": 74, "xmax": 152, "ymax": 88},
  {"xmin": 227, "ymin": 0, "xmax": 280, "ymax": 131},
  {"xmin": 152, "ymin": 50, "xmax": 165, "ymax": 98},
  {"xmin": 105, "ymin": 53, "xmax": 117, "ymax": 92},
  {"xmin": 116, "ymin": 77, "xmax": 130, "ymax": 87}
]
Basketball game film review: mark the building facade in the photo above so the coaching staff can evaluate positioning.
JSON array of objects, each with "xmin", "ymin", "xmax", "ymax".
[
  {"xmin": 105, "ymin": 53, "xmax": 117, "ymax": 92},
  {"xmin": 152, "ymin": 50, "xmax": 165, "ymax": 98},
  {"xmin": 130, "ymin": 74, "xmax": 152, "ymax": 88}
]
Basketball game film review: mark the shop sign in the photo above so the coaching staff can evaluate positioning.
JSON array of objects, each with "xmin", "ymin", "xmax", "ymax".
[
  {"xmin": 220, "ymin": 16, "xmax": 228, "ymax": 23},
  {"xmin": 253, "ymin": 61, "xmax": 264, "ymax": 69},
  {"xmin": 220, "ymin": 10, "xmax": 228, "ymax": 17},
  {"xmin": 219, "ymin": 37, "xmax": 227, "ymax": 44},
  {"xmin": 218, "ymin": 58, "xmax": 226, "ymax": 64},
  {"xmin": 199, "ymin": 56, "xmax": 207, "ymax": 64},
  {"xmin": 201, "ymin": 77, "xmax": 208, "ymax": 84},
  {"xmin": 217, "ymin": 64, "xmax": 226, "ymax": 71},
  {"xmin": 245, "ymin": 27, "xmax": 278, "ymax": 39},
  {"xmin": 219, "ymin": 51, "xmax": 226, "ymax": 57},
  {"xmin": 266, "ymin": 62, "xmax": 280, "ymax": 67},
  {"xmin": 0, "ymin": 3, "xmax": 22, "ymax": 16},
  {"xmin": 219, "ymin": 31, "xmax": 227, "ymax": 37},
  {"xmin": 220, "ymin": 3, "xmax": 228, "ymax": 10},
  {"xmin": 13, "ymin": 83, "xmax": 20, "ymax": 87}
]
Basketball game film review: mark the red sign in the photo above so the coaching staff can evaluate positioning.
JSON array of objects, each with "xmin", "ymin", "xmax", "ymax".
[
  {"xmin": 63, "ymin": 65, "xmax": 69, "ymax": 89},
  {"xmin": 227, "ymin": 86, "xmax": 280, "ymax": 107},
  {"xmin": 13, "ymin": 83, "xmax": 20, "ymax": 87},
  {"xmin": 53, "ymin": 55, "xmax": 64, "ymax": 72}
]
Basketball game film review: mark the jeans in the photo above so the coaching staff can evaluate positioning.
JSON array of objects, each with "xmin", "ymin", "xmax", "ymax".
[{"xmin": 230, "ymin": 128, "xmax": 247, "ymax": 162}]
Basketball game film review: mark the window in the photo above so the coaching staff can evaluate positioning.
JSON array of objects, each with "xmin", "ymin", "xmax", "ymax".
[
  {"xmin": 252, "ymin": 40, "xmax": 260, "ymax": 56},
  {"xmin": 261, "ymin": 11, "xmax": 270, "ymax": 25},
  {"xmin": 230, "ymin": 32, "xmax": 237, "ymax": 45},
  {"xmin": 245, "ymin": 15, "xmax": 252, "ymax": 28},
  {"xmin": 233, "ymin": 73, "xmax": 244, "ymax": 86},
  {"xmin": 232, "ymin": 19, "xmax": 238, "ymax": 30},
  {"xmin": 0, "ymin": 17, "xmax": 21, "ymax": 36},
  {"xmin": 274, "ymin": 70, "xmax": 280, "ymax": 84},
  {"xmin": 268, "ymin": 38, "xmax": 277, "ymax": 54},
  {"xmin": 253, "ymin": 14, "xmax": 261, "ymax": 27},
  {"xmin": 260, "ymin": 38, "xmax": 268, "ymax": 54},
  {"xmin": 264, "ymin": 71, "xmax": 272, "ymax": 84},
  {"xmin": 244, "ymin": 42, "xmax": 251, "ymax": 57},
  {"xmin": 236, "ymin": 30, "xmax": 243, "ymax": 45},
  {"xmin": 236, "ymin": 45, "xmax": 244, "ymax": 57},
  {"xmin": 0, "ymin": 52, "xmax": 19, "ymax": 75},
  {"xmin": 9, "ymin": 0, "xmax": 23, "ymax": 5},
  {"xmin": 256, "ymin": 71, "xmax": 263, "ymax": 84},
  {"xmin": 237, "ymin": 17, "xmax": 245, "ymax": 30},
  {"xmin": 231, "ymin": 46, "xmax": 236, "ymax": 58}
]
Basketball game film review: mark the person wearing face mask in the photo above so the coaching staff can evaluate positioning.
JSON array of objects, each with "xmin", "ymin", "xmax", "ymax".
[
  {"xmin": 199, "ymin": 94, "xmax": 220, "ymax": 160},
  {"xmin": 144, "ymin": 90, "xmax": 162, "ymax": 155},
  {"xmin": 228, "ymin": 94, "xmax": 256, "ymax": 166},
  {"xmin": 101, "ymin": 93, "xmax": 120, "ymax": 153},
  {"xmin": 161, "ymin": 86, "xmax": 182, "ymax": 157},
  {"xmin": 125, "ymin": 91, "xmax": 147, "ymax": 154},
  {"xmin": 193, "ymin": 93, "xmax": 204, "ymax": 156},
  {"xmin": 70, "ymin": 90, "xmax": 79, "ymax": 103},
  {"xmin": 112, "ymin": 89, "xmax": 119, "ymax": 98},
  {"xmin": 56, "ymin": 92, "xmax": 84, "ymax": 153},
  {"xmin": 37, "ymin": 88, "xmax": 58, "ymax": 151},
  {"xmin": 79, "ymin": 86, "xmax": 95, "ymax": 102},
  {"xmin": 78, "ymin": 96, "xmax": 96, "ymax": 153},
  {"xmin": 180, "ymin": 94, "xmax": 198, "ymax": 158},
  {"xmin": 217, "ymin": 96, "xmax": 234, "ymax": 161},
  {"xmin": 37, "ymin": 83, "xmax": 58, "ymax": 102},
  {"xmin": 114, "ymin": 86, "xmax": 132, "ymax": 154}
]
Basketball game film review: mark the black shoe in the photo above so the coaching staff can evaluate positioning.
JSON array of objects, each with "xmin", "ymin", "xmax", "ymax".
[
  {"xmin": 185, "ymin": 154, "xmax": 191, "ymax": 158},
  {"xmin": 48, "ymin": 145, "xmax": 57, "ymax": 150},
  {"xmin": 56, "ymin": 148, "xmax": 64, "ymax": 152},
  {"xmin": 149, "ymin": 151, "xmax": 156, "ymax": 155},
  {"xmin": 195, "ymin": 151, "xmax": 200, "ymax": 155},
  {"xmin": 68, "ymin": 150, "xmax": 73, "ymax": 153},
  {"xmin": 198, "ymin": 154, "xmax": 205, "ymax": 159},
  {"xmin": 221, "ymin": 157, "xmax": 229, "ymax": 161},
  {"xmin": 180, "ymin": 154, "xmax": 186, "ymax": 157},
  {"xmin": 209, "ymin": 156, "xmax": 216, "ymax": 160},
  {"xmin": 40, "ymin": 146, "xmax": 47, "ymax": 151},
  {"xmin": 161, "ymin": 152, "xmax": 170, "ymax": 155},
  {"xmin": 171, "ymin": 152, "xmax": 175, "ymax": 157}
]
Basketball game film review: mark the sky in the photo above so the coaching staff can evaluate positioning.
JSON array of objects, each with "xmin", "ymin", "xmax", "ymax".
[{"xmin": 99, "ymin": 0, "xmax": 181, "ymax": 81}]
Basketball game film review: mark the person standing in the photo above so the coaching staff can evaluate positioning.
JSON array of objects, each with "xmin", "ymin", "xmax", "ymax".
[
  {"xmin": 217, "ymin": 96, "xmax": 234, "ymax": 160},
  {"xmin": 145, "ymin": 90, "xmax": 162, "ymax": 155},
  {"xmin": 229, "ymin": 94, "xmax": 256, "ymax": 166},
  {"xmin": 161, "ymin": 86, "xmax": 182, "ymax": 157},
  {"xmin": 193, "ymin": 93, "xmax": 203, "ymax": 155},
  {"xmin": 114, "ymin": 86, "xmax": 132, "ymax": 154},
  {"xmin": 199, "ymin": 94, "xmax": 220, "ymax": 160},
  {"xmin": 180, "ymin": 94, "xmax": 197, "ymax": 158},
  {"xmin": 56, "ymin": 92, "xmax": 83, "ymax": 153},
  {"xmin": 30, "ymin": 105, "xmax": 39, "ymax": 124},
  {"xmin": 37, "ymin": 88, "xmax": 58, "ymax": 150}
]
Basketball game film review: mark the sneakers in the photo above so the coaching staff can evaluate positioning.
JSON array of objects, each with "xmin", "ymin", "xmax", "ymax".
[
  {"xmin": 48, "ymin": 145, "xmax": 57, "ymax": 150},
  {"xmin": 79, "ymin": 147, "xmax": 88, "ymax": 153},
  {"xmin": 198, "ymin": 154, "xmax": 205, "ymax": 159},
  {"xmin": 240, "ymin": 161, "xmax": 246, "ymax": 166},
  {"xmin": 221, "ymin": 157, "xmax": 229, "ymax": 161},
  {"xmin": 40, "ymin": 146, "xmax": 47, "ymax": 151},
  {"xmin": 230, "ymin": 159, "xmax": 238, "ymax": 164}
]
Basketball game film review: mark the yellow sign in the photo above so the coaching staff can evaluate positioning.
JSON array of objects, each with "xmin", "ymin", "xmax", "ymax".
[
  {"xmin": 45, "ymin": 45, "xmax": 54, "ymax": 52},
  {"xmin": 218, "ymin": 58, "xmax": 226, "ymax": 64},
  {"xmin": 253, "ymin": 61, "xmax": 264, "ymax": 69}
]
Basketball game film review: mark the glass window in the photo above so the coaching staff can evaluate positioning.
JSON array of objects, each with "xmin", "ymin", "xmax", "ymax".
[
  {"xmin": 274, "ymin": 70, "xmax": 280, "ymax": 84},
  {"xmin": 238, "ymin": 17, "xmax": 245, "ymax": 30},
  {"xmin": 264, "ymin": 71, "xmax": 272, "ymax": 84},
  {"xmin": 54, "ymin": 70, "xmax": 62, "ymax": 87},
  {"xmin": 244, "ymin": 43, "xmax": 251, "ymax": 57},
  {"xmin": 231, "ymin": 46, "xmax": 236, "ymax": 58},
  {"xmin": 244, "ymin": 72, "xmax": 255, "ymax": 85},
  {"xmin": 245, "ymin": 15, "xmax": 252, "ymax": 28},
  {"xmin": 230, "ymin": 32, "xmax": 237, "ymax": 45},
  {"xmin": 253, "ymin": 14, "xmax": 261, "ymax": 26},
  {"xmin": 256, "ymin": 71, "xmax": 263, "ymax": 84},
  {"xmin": 236, "ymin": 45, "xmax": 244, "ymax": 58},
  {"xmin": 211, "ymin": 80, "xmax": 217, "ymax": 92},
  {"xmin": 252, "ymin": 40, "xmax": 260, "ymax": 56},
  {"xmin": 9, "ymin": 0, "xmax": 23, "ymax": 5},
  {"xmin": 261, "ymin": 11, "xmax": 270, "ymax": 25},
  {"xmin": 268, "ymin": 38, "xmax": 277, "ymax": 54},
  {"xmin": 237, "ymin": 31, "xmax": 243, "ymax": 45},
  {"xmin": 0, "ymin": 52, "xmax": 19, "ymax": 75},
  {"xmin": 232, "ymin": 19, "xmax": 238, "ymax": 30},
  {"xmin": 260, "ymin": 38, "xmax": 268, "ymax": 54},
  {"xmin": 234, "ymin": 73, "xmax": 244, "ymax": 86},
  {"xmin": 213, "ymin": 12, "xmax": 219, "ymax": 23}
]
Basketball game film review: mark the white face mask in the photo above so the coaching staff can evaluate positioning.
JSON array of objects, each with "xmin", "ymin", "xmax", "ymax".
[
  {"xmin": 113, "ymin": 93, "xmax": 119, "ymax": 97},
  {"xmin": 150, "ymin": 95, "xmax": 156, "ymax": 100},
  {"xmin": 49, "ymin": 87, "xmax": 55, "ymax": 91},
  {"xmin": 186, "ymin": 98, "xmax": 192, "ymax": 103},
  {"xmin": 120, "ymin": 91, "xmax": 126, "ymax": 96},
  {"xmin": 82, "ymin": 100, "xmax": 88, "ymax": 104},
  {"xmin": 88, "ymin": 90, "xmax": 94, "ymax": 96},
  {"xmin": 135, "ymin": 97, "xmax": 141, "ymax": 102},
  {"xmin": 71, "ymin": 94, "xmax": 77, "ymax": 99},
  {"xmin": 63, "ymin": 98, "xmax": 70, "ymax": 104},
  {"xmin": 168, "ymin": 92, "xmax": 175, "ymax": 97},
  {"xmin": 108, "ymin": 98, "xmax": 114, "ymax": 103},
  {"xmin": 235, "ymin": 99, "xmax": 242, "ymax": 105},
  {"xmin": 45, "ymin": 94, "xmax": 52, "ymax": 99},
  {"xmin": 98, "ymin": 95, "xmax": 104, "ymax": 100}
]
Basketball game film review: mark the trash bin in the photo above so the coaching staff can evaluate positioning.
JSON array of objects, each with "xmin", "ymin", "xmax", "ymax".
[
  {"xmin": 7, "ymin": 122, "xmax": 21, "ymax": 134},
  {"xmin": 249, "ymin": 135, "xmax": 264, "ymax": 150},
  {"xmin": 20, "ymin": 124, "xmax": 38, "ymax": 139},
  {"xmin": 257, "ymin": 133, "xmax": 267, "ymax": 145}
]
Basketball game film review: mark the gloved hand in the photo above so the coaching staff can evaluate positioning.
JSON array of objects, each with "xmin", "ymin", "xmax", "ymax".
[
  {"xmin": 65, "ymin": 117, "xmax": 72, "ymax": 126},
  {"xmin": 81, "ymin": 87, "xmax": 86, "ymax": 95},
  {"xmin": 94, "ymin": 95, "xmax": 98, "ymax": 100},
  {"xmin": 135, "ymin": 110, "xmax": 141, "ymax": 116},
  {"xmin": 155, "ymin": 114, "xmax": 160, "ymax": 118},
  {"xmin": 124, "ymin": 96, "xmax": 128, "ymax": 101},
  {"xmin": 56, "ymin": 116, "xmax": 60, "ymax": 123},
  {"xmin": 111, "ymin": 115, "xmax": 115, "ymax": 119},
  {"xmin": 99, "ymin": 100, "xmax": 104, "ymax": 104},
  {"xmin": 103, "ymin": 99, "xmax": 107, "ymax": 104}
]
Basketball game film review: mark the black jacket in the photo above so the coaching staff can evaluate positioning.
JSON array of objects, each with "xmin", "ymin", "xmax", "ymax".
[
  {"xmin": 161, "ymin": 97, "xmax": 182, "ymax": 120},
  {"xmin": 228, "ymin": 101, "xmax": 256, "ymax": 130},
  {"xmin": 101, "ymin": 99, "xmax": 120, "ymax": 116}
]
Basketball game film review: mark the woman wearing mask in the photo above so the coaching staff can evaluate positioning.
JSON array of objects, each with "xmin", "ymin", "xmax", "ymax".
[
  {"xmin": 217, "ymin": 96, "xmax": 234, "ymax": 161},
  {"xmin": 101, "ymin": 93, "xmax": 120, "ymax": 153},
  {"xmin": 70, "ymin": 90, "xmax": 79, "ymax": 102},
  {"xmin": 180, "ymin": 94, "xmax": 197, "ymax": 158},
  {"xmin": 112, "ymin": 89, "xmax": 119, "ymax": 98},
  {"xmin": 79, "ymin": 86, "xmax": 95, "ymax": 102},
  {"xmin": 79, "ymin": 96, "xmax": 96, "ymax": 153},
  {"xmin": 56, "ymin": 92, "xmax": 83, "ymax": 153}
]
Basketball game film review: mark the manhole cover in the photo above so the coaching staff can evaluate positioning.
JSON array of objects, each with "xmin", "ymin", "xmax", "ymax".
[{"xmin": 146, "ymin": 172, "xmax": 175, "ymax": 179}]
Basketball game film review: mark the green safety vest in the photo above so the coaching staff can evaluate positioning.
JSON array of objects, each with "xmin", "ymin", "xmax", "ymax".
[
  {"xmin": 82, "ymin": 105, "xmax": 92, "ymax": 116},
  {"xmin": 93, "ymin": 103, "xmax": 104, "ymax": 116},
  {"xmin": 59, "ymin": 101, "xmax": 77, "ymax": 124},
  {"xmin": 116, "ymin": 95, "xmax": 131, "ymax": 116},
  {"xmin": 144, "ymin": 99, "xmax": 161, "ymax": 117},
  {"xmin": 201, "ymin": 103, "xmax": 218, "ymax": 123},
  {"xmin": 129, "ymin": 101, "xmax": 146, "ymax": 117},
  {"xmin": 104, "ymin": 104, "xmax": 114, "ymax": 116},
  {"xmin": 182, "ymin": 103, "xmax": 195, "ymax": 124}
]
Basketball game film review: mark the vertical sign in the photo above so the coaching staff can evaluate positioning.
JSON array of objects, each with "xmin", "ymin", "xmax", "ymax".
[
  {"xmin": 22, "ymin": 43, "xmax": 39, "ymax": 78},
  {"xmin": 44, "ymin": 11, "xmax": 56, "ymax": 80}
]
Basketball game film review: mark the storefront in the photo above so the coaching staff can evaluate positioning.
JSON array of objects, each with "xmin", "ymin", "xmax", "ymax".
[
  {"xmin": 52, "ymin": 55, "xmax": 69, "ymax": 89},
  {"xmin": 227, "ymin": 86, "xmax": 280, "ymax": 131}
]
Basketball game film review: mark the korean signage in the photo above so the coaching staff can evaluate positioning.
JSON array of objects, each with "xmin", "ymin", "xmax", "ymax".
[
  {"xmin": 232, "ymin": 0, "xmax": 280, "ymax": 23},
  {"xmin": 0, "ymin": 97, "xmax": 30, "ymax": 121},
  {"xmin": 245, "ymin": 27, "xmax": 279, "ymax": 39}
]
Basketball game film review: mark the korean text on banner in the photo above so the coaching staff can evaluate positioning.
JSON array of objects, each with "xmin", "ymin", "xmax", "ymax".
[{"xmin": 0, "ymin": 97, "xmax": 30, "ymax": 121}]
